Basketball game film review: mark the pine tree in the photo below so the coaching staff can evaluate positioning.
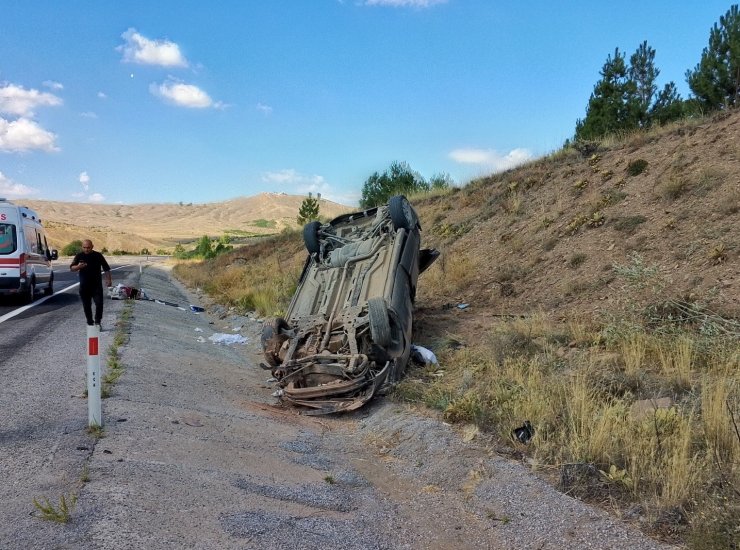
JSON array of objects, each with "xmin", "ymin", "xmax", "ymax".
[
  {"xmin": 629, "ymin": 41, "xmax": 659, "ymax": 127},
  {"xmin": 576, "ymin": 42, "xmax": 683, "ymax": 141},
  {"xmin": 575, "ymin": 48, "xmax": 636, "ymax": 141},
  {"xmin": 297, "ymin": 193, "xmax": 320, "ymax": 225},
  {"xmin": 686, "ymin": 4, "xmax": 740, "ymax": 111},
  {"xmin": 650, "ymin": 82, "xmax": 685, "ymax": 125}
]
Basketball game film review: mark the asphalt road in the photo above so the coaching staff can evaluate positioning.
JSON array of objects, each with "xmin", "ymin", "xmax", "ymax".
[
  {"xmin": 0, "ymin": 257, "xmax": 163, "ymax": 321},
  {"xmin": 0, "ymin": 262, "xmax": 140, "ymax": 548}
]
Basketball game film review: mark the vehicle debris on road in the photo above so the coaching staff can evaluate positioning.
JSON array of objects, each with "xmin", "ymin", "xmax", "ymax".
[{"xmin": 209, "ymin": 333, "xmax": 248, "ymax": 345}]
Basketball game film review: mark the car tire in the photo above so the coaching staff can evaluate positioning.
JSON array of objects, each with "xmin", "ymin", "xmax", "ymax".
[
  {"xmin": 44, "ymin": 275, "xmax": 54, "ymax": 296},
  {"xmin": 262, "ymin": 317, "xmax": 290, "ymax": 367},
  {"xmin": 389, "ymin": 195, "xmax": 417, "ymax": 230},
  {"xmin": 303, "ymin": 221, "xmax": 322, "ymax": 254},
  {"xmin": 368, "ymin": 297, "xmax": 391, "ymax": 347}
]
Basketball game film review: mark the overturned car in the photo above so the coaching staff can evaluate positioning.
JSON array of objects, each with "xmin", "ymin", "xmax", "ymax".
[{"xmin": 261, "ymin": 195, "xmax": 438, "ymax": 414}]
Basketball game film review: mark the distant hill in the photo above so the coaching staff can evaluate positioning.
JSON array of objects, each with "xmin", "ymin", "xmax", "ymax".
[{"xmin": 21, "ymin": 193, "xmax": 353, "ymax": 253}]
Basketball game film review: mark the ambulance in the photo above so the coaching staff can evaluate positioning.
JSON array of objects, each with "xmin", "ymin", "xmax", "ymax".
[{"xmin": 0, "ymin": 198, "xmax": 57, "ymax": 303}]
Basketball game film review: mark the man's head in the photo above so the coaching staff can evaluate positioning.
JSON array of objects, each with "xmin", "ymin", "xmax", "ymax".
[{"xmin": 82, "ymin": 239, "xmax": 94, "ymax": 252}]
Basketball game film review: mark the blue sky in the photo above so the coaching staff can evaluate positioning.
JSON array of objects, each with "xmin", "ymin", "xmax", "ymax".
[{"xmin": 0, "ymin": 1, "xmax": 733, "ymax": 206}]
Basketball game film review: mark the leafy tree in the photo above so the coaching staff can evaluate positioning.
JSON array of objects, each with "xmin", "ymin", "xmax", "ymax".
[
  {"xmin": 686, "ymin": 4, "xmax": 740, "ymax": 111},
  {"xmin": 195, "ymin": 235, "xmax": 214, "ymax": 259},
  {"xmin": 360, "ymin": 161, "xmax": 429, "ymax": 208},
  {"xmin": 429, "ymin": 172, "xmax": 454, "ymax": 190},
  {"xmin": 297, "ymin": 193, "xmax": 320, "ymax": 225},
  {"xmin": 62, "ymin": 240, "xmax": 83, "ymax": 256}
]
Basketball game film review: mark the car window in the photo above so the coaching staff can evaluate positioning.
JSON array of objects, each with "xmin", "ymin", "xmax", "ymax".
[
  {"xmin": 23, "ymin": 225, "xmax": 37, "ymax": 253},
  {"xmin": 0, "ymin": 223, "xmax": 17, "ymax": 254}
]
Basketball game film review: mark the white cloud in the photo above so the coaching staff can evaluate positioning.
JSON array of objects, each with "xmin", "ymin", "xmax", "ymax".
[
  {"xmin": 0, "ymin": 171, "xmax": 38, "ymax": 197},
  {"xmin": 79, "ymin": 171, "xmax": 90, "ymax": 191},
  {"xmin": 88, "ymin": 193, "xmax": 105, "ymax": 203},
  {"xmin": 364, "ymin": 0, "xmax": 447, "ymax": 6},
  {"xmin": 256, "ymin": 102, "xmax": 273, "ymax": 116},
  {"xmin": 262, "ymin": 169, "xmax": 327, "ymax": 188},
  {"xmin": 0, "ymin": 84, "xmax": 62, "ymax": 117},
  {"xmin": 97, "ymin": 91, "xmax": 107, "ymax": 99},
  {"xmin": 43, "ymin": 80, "xmax": 64, "ymax": 91},
  {"xmin": 449, "ymin": 147, "xmax": 533, "ymax": 171},
  {"xmin": 261, "ymin": 169, "xmax": 356, "ymax": 204},
  {"xmin": 262, "ymin": 169, "xmax": 299, "ymax": 184},
  {"xmin": 0, "ymin": 117, "xmax": 59, "ymax": 152},
  {"xmin": 80, "ymin": 111, "xmax": 98, "ymax": 119},
  {"xmin": 118, "ymin": 28, "xmax": 188, "ymax": 68},
  {"xmin": 150, "ymin": 80, "xmax": 217, "ymax": 108}
]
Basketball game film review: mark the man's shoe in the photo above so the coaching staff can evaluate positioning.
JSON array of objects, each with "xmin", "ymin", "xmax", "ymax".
[{"xmin": 95, "ymin": 323, "xmax": 103, "ymax": 332}]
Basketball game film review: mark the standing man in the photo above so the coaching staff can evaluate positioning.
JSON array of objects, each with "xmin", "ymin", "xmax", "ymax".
[{"xmin": 70, "ymin": 239, "xmax": 112, "ymax": 328}]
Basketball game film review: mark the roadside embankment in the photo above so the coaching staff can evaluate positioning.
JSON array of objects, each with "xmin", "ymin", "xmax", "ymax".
[{"xmin": 56, "ymin": 267, "xmax": 675, "ymax": 549}]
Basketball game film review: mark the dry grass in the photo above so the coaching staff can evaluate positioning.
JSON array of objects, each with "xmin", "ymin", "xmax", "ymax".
[
  {"xmin": 395, "ymin": 311, "xmax": 739, "ymax": 546},
  {"xmin": 421, "ymin": 249, "xmax": 480, "ymax": 296},
  {"xmin": 173, "ymin": 231, "xmax": 305, "ymax": 316}
]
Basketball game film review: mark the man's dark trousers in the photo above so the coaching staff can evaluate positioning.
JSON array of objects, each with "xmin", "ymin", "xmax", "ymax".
[{"xmin": 80, "ymin": 284, "xmax": 104, "ymax": 325}]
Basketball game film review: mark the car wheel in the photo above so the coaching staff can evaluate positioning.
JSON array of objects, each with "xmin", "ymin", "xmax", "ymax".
[
  {"xmin": 262, "ymin": 317, "xmax": 290, "ymax": 367},
  {"xmin": 389, "ymin": 195, "xmax": 417, "ymax": 230},
  {"xmin": 368, "ymin": 297, "xmax": 391, "ymax": 347},
  {"xmin": 23, "ymin": 279, "xmax": 35, "ymax": 304},
  {"xmin": 44, "ymin": 275, "xmax": 54, "ymax": 296},
  {"xmin": 303, "ymin": 221, "xmax": 322, "ymax": 254}
]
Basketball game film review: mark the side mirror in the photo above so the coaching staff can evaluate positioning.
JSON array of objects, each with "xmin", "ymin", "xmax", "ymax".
[{"xmin": 50, "ymin": 249, "xmax": 58, "ymax": 260}]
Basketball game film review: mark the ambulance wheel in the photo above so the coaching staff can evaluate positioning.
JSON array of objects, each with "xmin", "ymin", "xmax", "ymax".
[
  {"xmin": 23, "ymin": 280, "xmax": 35, "ymax": 304},
  {"xmin": 44, "ymin": 275, "xmax": 54, "ymax": 296}
]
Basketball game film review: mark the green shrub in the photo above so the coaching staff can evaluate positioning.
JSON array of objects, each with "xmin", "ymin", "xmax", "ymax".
[
  {"xmin": 61, "ymin": 240, "xmax": 83, "ymax": 256},
  {"xmin": 626, "ymin": 159, "xmax": 648, "ymax": 176},
  {"xmin": 569, "ymin": 253, "xmax": 588, "ymax": 268},
  {"xmin": 613, "ymin": 215, "xmax": 647, "ymax": 234}
]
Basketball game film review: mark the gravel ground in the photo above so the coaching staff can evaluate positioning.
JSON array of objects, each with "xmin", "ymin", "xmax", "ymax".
[{"xmin": 14, "ymin": 266, "xmax": 676, "ymax": 549}]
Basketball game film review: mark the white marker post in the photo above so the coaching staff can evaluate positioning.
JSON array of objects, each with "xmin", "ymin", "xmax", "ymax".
[{"xmin": 86, "ymin": 325, "xmax": 102, "ymax": 427}]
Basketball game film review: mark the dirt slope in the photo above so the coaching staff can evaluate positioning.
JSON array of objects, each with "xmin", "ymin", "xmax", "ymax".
[
  {"xmin": 412, "ymin": 111, "xmax": 738, "ymax": 338},
  {"xmin": 21, "ymin": 193, "xmax": 353, "ymax": 252}
]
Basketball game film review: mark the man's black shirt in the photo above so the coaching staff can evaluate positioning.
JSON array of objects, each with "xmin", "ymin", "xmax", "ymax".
[{"xmin": 71, "ymin": 251, "xmax": 111, "ymax": 288}]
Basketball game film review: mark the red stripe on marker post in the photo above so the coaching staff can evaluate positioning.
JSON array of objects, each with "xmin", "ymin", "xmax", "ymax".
[{"xmin": 88, "ymin": 336, "xmax": 99, "ymax": 356}]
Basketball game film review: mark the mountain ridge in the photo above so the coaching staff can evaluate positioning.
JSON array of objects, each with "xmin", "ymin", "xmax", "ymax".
[{"xmin": 19, "ymin": 192, "xmax": 353, "ymax": 252}]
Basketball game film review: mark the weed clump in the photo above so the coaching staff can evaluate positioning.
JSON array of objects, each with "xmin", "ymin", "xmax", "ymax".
[
  {"xmin": 626, "ymin": 159, "xmax": 648, "ymax": 176},
  {"xmin": 33, "ymin": 494, "xmax": 77, "ymax": 523}
]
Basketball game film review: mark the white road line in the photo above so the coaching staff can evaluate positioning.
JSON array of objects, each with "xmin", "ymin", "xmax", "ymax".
[{"xmin": 0, "ymin": 265, "xmax": 131, "ymax": 325}]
